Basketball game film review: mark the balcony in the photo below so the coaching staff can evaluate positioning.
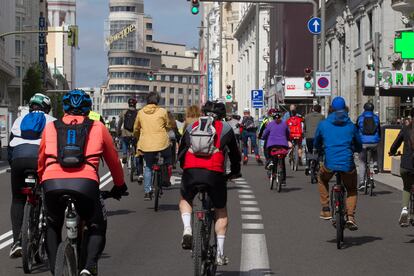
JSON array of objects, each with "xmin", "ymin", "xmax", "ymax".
[{"xmin": 391, "ymin": 0, "xmax": 414, "ymax": 14}]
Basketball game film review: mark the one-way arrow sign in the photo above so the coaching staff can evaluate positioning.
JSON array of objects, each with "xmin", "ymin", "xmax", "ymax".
[{"xmin": 307, "ymin": 17, "xmax": 321, "ymax": 35}]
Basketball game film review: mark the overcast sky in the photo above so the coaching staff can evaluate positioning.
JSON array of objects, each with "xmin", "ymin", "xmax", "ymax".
[{"xmin": 76, "ymin": 0, "xmax": 201, "ymax": 88}]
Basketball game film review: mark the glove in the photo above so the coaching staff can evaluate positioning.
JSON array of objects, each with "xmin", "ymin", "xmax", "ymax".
[{"xmin": 111, "ymin": 183, "xmax": 128, "ymax": 200}]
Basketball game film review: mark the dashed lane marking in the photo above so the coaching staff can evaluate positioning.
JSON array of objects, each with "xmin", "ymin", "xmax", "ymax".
[
  {"xmin": 241, "ymin": 207, "xmax": 261, "ymax": 212},
  {"xmin": 241, "ymin": 214, "xmax": 263, "ymax": 220},
  {"xmin": 242, "ymin": 223, "xmax": 264, "ymax": 230},
  {"xmin": 238, "ymin": 189, "xmax": 254, "ymax": 194},
  {"xmin": 240, "ymin": 200, "xmax": 258, "ymax": 205},
  {"xmin": 238, "ymin": 194, "xmax": 256, "ymax": 199}
]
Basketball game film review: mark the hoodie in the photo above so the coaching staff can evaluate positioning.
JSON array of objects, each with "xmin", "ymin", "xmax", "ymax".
[
  {"xmin": 134, "ymin": 104, "xmax": 171, "ymax": 152},
  {"xmin": 314, "ymin": 111, "xmax": 362, "ymax": 172}
]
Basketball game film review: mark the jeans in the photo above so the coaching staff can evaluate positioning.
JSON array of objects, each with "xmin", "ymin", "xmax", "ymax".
[
  {"xmin": 121, "ymin": 136, "xmax": 135, "ymax": 157},
  {"xmin": 143, "ymin": 148, "xmax": 172, "ymax": 193},
  {"xmin": 242, "ymin": 131, "xmax": 259, "ymax": 157},
  {"xmin": 318, "ymin": 165, "xmax": 358, "ymax": 217},
  {"xmin": 358, "ymin": 144, "xmax": 378, "ymax": 184}
]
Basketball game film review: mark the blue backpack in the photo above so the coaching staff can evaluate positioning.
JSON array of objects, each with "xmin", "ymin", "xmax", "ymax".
[{"xmin": 20, "ymin": 112, "xmax": 46, "ymax": 140}]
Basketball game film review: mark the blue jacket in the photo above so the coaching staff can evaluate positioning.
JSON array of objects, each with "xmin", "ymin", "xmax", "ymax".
[
  {"xmin": 356, "ymin": 111, "xmax": 380, "ymax": 144},
  {"xmin": 314, "ymin": 111, "xmax": 362, "ymax": 172}
]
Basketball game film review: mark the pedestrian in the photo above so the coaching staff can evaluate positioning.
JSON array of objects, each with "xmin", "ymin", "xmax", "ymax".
[
  {"xmin": 304, "ymin": 104, "xmax": 324, "ymax": 174},
  {"xmin": 241, "ymin": 108, "xmax": 263, "ymax": 165}
]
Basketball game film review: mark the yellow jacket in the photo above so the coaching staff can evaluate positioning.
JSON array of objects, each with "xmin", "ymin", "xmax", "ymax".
[{"xmin": 134, "ymin": 104, "xmax": 171, "ymax": 152}]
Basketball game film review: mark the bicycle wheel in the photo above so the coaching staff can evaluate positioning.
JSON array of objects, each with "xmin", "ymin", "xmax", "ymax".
[
  {"xmin": 22, "ymin": 203, "xmax": 37, "ymax": 273},
  {"xmin": 294, "ymin": 145, "xmax": 299, "ymax": 171},
  {"xmin": 54, "ymin": 240, "xmax": 77, "ymax": 276},
  {"xmin": 276, "ymin": 160, "xmax": 282, "ymax": 193},
  {"xmin": 369, "ymin": 178, "xmax": 374, "ymax": 197},
  {"xmin": 35, "ymin": 201, "xmax": 47, "ymax": 264},
  {"xmin": 364, "ymin": 170, "xmax": 369, "ymax": 195},
  {"xmin": 335, "ymin": 194, "xmax": 344, "ymax": 249},
  {"xmin": 153, "ymin": 173, "xmax": 160, "ymax": 212},
  {"xmin": 193, "ymin": 217, "xmax": 204, "ymax": 276},
  {"xmin": 129, "ymin": 155, "xmax": 135, "ymax": 183}
]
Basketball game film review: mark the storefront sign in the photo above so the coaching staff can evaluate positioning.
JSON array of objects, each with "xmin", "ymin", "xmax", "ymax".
[
  {"xmin": 284, "ymin": 78, "xmax": 313, "ymax": 98},
  {"xmin": 107, "ymin": 24, "xmax": 136, "ymax": 45},
  {"xmin": 363, "ymin": 70, "xmax": 414, "ymax": 96}
]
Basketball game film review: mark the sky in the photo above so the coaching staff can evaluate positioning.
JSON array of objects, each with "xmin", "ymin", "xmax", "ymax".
[{"xmin": 76, "ymin": 0, "xmax": 201, "ymax": 88}]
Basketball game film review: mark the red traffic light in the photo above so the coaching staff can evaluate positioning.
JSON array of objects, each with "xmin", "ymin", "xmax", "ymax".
[
  {"xmin": 226, "ymin": 85, "xmax": 231, "ymax": 89},
  {"xmin": 304, "ymin": 67, "xmax": 312, "ymax": 75},
  {"xmin": 191, "ymin": 0, "xmax": 200, "ymax": 6}
]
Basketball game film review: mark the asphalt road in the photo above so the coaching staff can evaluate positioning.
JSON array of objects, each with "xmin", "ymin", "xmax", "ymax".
[{"xmin": 0, "ymin": 157, "xmax": 413, "ymax": 276}]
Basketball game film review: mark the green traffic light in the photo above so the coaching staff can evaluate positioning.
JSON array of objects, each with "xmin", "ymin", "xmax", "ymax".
[
  {"xmin": 191, "ymin": 6, "xmax": 199, "ymax": 15},
  {"xmin": 304, "ymin": 82, "xmax": 312, "ymax": 90},
  {"xmin": 226, "ymin": 95, "xmax": 232, "ymax": 100}
]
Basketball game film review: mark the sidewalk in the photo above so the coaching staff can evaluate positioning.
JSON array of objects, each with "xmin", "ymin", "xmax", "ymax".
[{"xmin": 375, "ymin": 172, "xmax": 403, "ymax": 191}]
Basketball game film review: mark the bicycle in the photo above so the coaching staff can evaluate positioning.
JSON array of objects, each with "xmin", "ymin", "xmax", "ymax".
[
  {"xmin": 330, "ymin": 172, "xmax": 346, "ymax": 249},
  {"xmin": 54, "ymin": 190, "xmax": 126, "ymax": 276},
  {"xmin": 362, "ymin": 147, "xmax": 375, "ymax": 196},
  {"xmin": 307, "ymin": 150, "xmax": 320, "ymax": 184},
  {"xmin": 20, "ymin": 169, "xmax": 47, "ymax": 274},
  {"xmin": 192, "ymin": 173, "xmax": 241, "ymax": 276},
  {"xmin": 268, "ymin": 148, "xmax": 288, "ymax": 192},
  {"xmin": 151, "ymin": 152, "xmax": 169, "ymax": 212},
  {"xmin": 126, "ymin": 138, "xmax": 137, "ymax": 183},
  {"xmin": 289, "ymin": 138, "xmax": 300, "ymax": 171}
]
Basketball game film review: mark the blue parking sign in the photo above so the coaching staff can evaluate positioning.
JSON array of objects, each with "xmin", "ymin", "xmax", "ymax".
[{"xmin": 251, "ymin": 90, "xmax": 264, "ymax": 108}]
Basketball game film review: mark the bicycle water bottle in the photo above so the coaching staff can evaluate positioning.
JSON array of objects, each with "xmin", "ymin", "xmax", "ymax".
[{"xmin": 66, "ymin": 211, "xmax": 78, "ymax": 239}]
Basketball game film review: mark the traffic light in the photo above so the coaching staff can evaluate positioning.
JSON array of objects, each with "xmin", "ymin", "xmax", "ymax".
[
  {"xmin": 190, "ymin": 0, "xmax": 200, "ymax": 15},
  {"xmin": 67, "ymin": 25, "xmax": 79, "ymax": 47},
  {"xmin": 304, "ymin": 67, "xmax": 313, "ymax": 90},
  {"xmin": 225, "ymin": 84, "xmax": 232, "ymax": 101},
  {"xmin": 147, "ymin": 71, "xmax": 155, "ymax": 81}
]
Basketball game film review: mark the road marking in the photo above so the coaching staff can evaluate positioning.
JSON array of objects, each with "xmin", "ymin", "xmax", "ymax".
[
  {"xmin": 235, "ymin": 185, "xmax": 251, "ymax": 189},
  {"xmin": 240, "ymin": 201, "xmax": 258, "ymax": 205},
  {"xmin": 0, "ymin": 231, "xmax": 12, "ymax": 241},
  {"xmin": 241, "ymin": 207, "xmax": 261, "ymax": 212},
  {"xmin": 0, "ymin": 168, "xmax": 10, "ymax": 175},
  {"xmin": 240, "ymin": 234, "xmax": 270, "ymax": 274},
  {"xmin": 238, "ymin": 189, "xmax": 253, "ymax": 194},
  {"xmin": 0, "ymin": 239, "xmax": 13, "ymax": 250},
  {"xmin": 242, "ymin": 223, "xmax": 264, "ymax": 230},
  {"xmin": 242, "ymin": 214, "xmax": 262, "ymax": 220},
  {"xmin": 239, "ymin": 194, "xmax": 256, "ymax": 199}
]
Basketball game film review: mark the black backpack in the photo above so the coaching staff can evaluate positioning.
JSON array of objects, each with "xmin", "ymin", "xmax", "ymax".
[
  {"xmin": 362, "ymin": 116, "xmax": 377, "ymax": 135},
  {"xmin": 49, "ymin": 118, "xmax": 96, "ymax": 169},
  {"xmin": 123, "ymin": 110, "xmax": 137, "ymax": 132}
]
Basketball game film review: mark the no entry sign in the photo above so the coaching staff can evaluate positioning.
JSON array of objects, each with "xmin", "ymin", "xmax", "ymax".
[{"xmin": 315, "ymin": 72, "xmax": 331, "ymax": 96}]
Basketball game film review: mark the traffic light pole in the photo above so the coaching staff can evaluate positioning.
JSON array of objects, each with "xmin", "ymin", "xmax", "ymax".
[{"xmin": 0, "ymin": 29, "xmax": 70, "ymax": 39}]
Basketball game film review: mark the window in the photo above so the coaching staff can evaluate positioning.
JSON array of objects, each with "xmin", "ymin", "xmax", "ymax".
[
  {"xmin": 146, "ymin": 35, "xmax": 153, "ymax": 41},
  {"xmin": 108, "ymin": 84, "xmax": 150, "ymax": 91},
  {"xmin": 110, "ymin": 6, "xmax": 136, "ymax": 12},
  {"xmin": 178, "ymin": 99, "xmax": 184, "ymax": 106},
  {"xmin": 368, "ymin": 12, "xmax": 373, "ymax": 41},
  {"xmin": 15, "ymin": 66, "xmax": 21, "ymax": 77},
  {"xmin": 160, "ymin": 97, "xmax": 166, "ymax": 105},
  {"xmin": 146, "ymin": 47, "xmax": 154, "ymax": 52},
  {"xmin": 146, "ymin": 23, "xmax": 153, "ymax": 29},
  {"xmin": 153, "ymin": 86, "xmax": 157, "ymax": 92},
  {"xmin": 15, "ymin": 40, "xmax": 21, "ymax": 56},
  {"xmin": 169, "ymin": 98, "xmax": 175, "ymax": 106},
  {"xmin": 178, "ymin": 88, "xmax": 183, "ymax": 94},
  {"xmin": 161, "ymin": 87, "xmax": 166, "ymax": 93},
  {"xmin": 356, "ymin": 20, "xmax": 361, "ymax": 49},
  {"xmin": 109, "ymin": 72, "xmax": 148, "ymax": 80},
  {"xmin": 165, "ymin": 75, "xmax": 170, "ymax": 81},
  {"xmin": 170, "ymin": 87, "xmax": 175, "ymax": 95},
  {"xmin": 109, "ymin": 57, "xmax": 150, "ymax": 67},
  {"xmin": 161, "ymin": 75, "xmax": 166, "ymax": 81},
  {"xmin": 109, "ymin": 20, "xmax": 137, "ymax": 50}
]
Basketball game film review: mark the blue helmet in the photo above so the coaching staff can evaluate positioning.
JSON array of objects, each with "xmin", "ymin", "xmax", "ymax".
[{"xmin": 62, "ymin": 89, "xmax": 92, "ymax": 115}]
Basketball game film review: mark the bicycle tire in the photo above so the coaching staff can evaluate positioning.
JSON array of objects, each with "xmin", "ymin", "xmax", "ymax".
[
  {"xmin": 335, "ymin": 193, "xmax": 344, "ymax": 249},
  {"xmin": 22, "ymin": 203, "xmax": 36, "ymax": 274},
  {"xmin": 153, "ymin": 173, "xmax": 160, "ymax": 212},
  {"xmin": 294, "ymin": 145, "xmax": 299, "ymax": 171},
  {"xmin": 193, "ymin": 217, "xmax": 204, "ymax": 276},
  {"xmin": 369, "ymin": 178, "xmax": 374, "ymax": 197},
  {"xmin": 276, "ymin": 160, "xmax": 282, "ymax": 193},
  {"xmin": 364, "ymin": 171, "xmax": 368, "ymax": 195},
  {"xmin": 54, "ymin": 240, "xmax": 77, "ymax": 276},
  {"xmin": 129, "ymin": 155, "xmax": 135, "ymax": 183},
  {"xmin": 269, "ymin": 174, "xmax": 274, "ymax": 190},
  {"xmin": 34, "ymin": 201, "xmax": 47, "ymax": 264}
]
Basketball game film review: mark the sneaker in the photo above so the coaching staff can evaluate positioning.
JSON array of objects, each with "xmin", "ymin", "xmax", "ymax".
[
  {"xmin": 265, "ymin": 161, "xmax": 274, "ymax": 170},
  {"xmin": 320, "ymin": 207, "xmax": 332, "ymax": 220},
  {"xmin": 346, "ymin": 216, "xmax": 358, "ymax": 231},
  {"xmin": 243, "ymin": 156, "xmax": 248, "ymax": 165},
  {"xmin": 122, "ymin": 157, "xmax": 127, "ymax": 164},
  {"xmin": 305, "ymin": 168, "xmax": 310, "ymax": 176},
  {"xmin": 137, "ymin": 175, "xmax": 144, "ymax": 182},
  {"xmin": 399, "ymin": 207, "xmax": 409, "ymax": 227},
  {"xmin": 9, "ymin": 241, "xmax": 22, "ymax": 258},
  {"xmin": 373, "ymin": 165, "xmax": 379, "ymax": 174},
  {"xmin": 144, "ymin": 193, "xmax": 151, "ymax": 201},
  {"xmin": 181, "ymin": 227, "xmax": 192, "ymax": 250},
  {"xmin": 358, "ymin": 184, "xmax": 365, "ymax": 191},
  {"xmin": 216, "ymin": 255, "xmax": 229, "ymax": 266},
  {"xmin": 80, "ymin": 269, "xmax": 92, "ymax": 276},
  {"xmin": 256, "ymin": 155, "xmax": 264, "ymax": 165}
]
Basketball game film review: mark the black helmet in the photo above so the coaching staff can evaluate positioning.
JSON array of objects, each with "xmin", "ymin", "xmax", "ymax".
[
  {"xmin": 128, "ymin": 98, "xmax": 137, "ymax": 107},
  {"xmin": 212, "ymin": 102, "xmax": 226, "ymax": 119},
  {"xmin": 364, "ymin": 102, "xmax": 374, "ymax": 112}
]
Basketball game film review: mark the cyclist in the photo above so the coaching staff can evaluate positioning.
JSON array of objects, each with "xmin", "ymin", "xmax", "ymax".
[
  {"xmin": 389, "ymin": 108, "xmax": 414, "ymax": 227},
  {"xmin": 37, "ymin": 89, "xmax": 127, "ymax": 276},
  {"xmin": 262, "ymin": 109, "xmax": 291, "ymax": 184},
  {"xmin": 356, "ymin": 102, "xmax": 380, "ymax": 190},
  {"xmin": 88, "ymin": 110, "xmax": 105, "ymax": 124},
  {"xmin": 241, "ymin": 108, "xmax": 263, "ymax": 165},
  {"xmin": 7, "ymin": 93, "xmax": 55, "ymax": 258},
  {"xmin": 258, "ymin": 108, "xmax": 277, "ymax": 161},
  {"xmin": 282, "ymin": 104, "xmax": 301, "ymax": 122},
  {"xmin": 134, "ymin": 92, "xmax": 172, "ymax": 200},
  {"xmin": 178, "ymin": 101, "xmax": 241, "ymax": 265},
  {"xmin": 286, "ymin": 108, "xmax": 304, "ymax": 165},
  {"xmin": 109, "ymin": 117, "xmax": 117, "ymax": 137},
  {"xmin": 304, "ymin": 104, "xmax": 324, "ymax": 174},
  {"xmin": 314, "ymin": 97, "xmax": 362, "ymax": 230}
]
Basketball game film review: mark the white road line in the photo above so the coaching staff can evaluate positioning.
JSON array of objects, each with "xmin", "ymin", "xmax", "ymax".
[
  {"xmin": 0, "ymin": 238, "xmax": 13, "ymax": 250},
  {"xmin": 100, "ymin": 171, "xmax": 111, "ymax": 182},
  {"xmin": 0, "ymin": 231, "xmax": 12, "ymax": 241},
  {"xmin": 0, "ymin": 168, "xmax": 10, "ymax": 175},
  {"xmin": 238, "ymin": 189, "xmax": 254, "ymax": 194},
  {"xmin": 242, "ymin": 223, "xmax": 264, "ymax": 230},
  {"xmin": 241, "ymin": 207, "xmax": 261, "ymax": 212},
  {"xmin": 240, "ymin": 234, "xmax": 270, "ymax": 274},
  {"xmin": 239, "ymin": 194, "xmax": 256, "ymax": 199},
  {"xmin": 235, "ymin": 185, "xmax": 251, "ymax": 189},
  {"xmin": 240, "ymin": 201, "xmax": 258, "ymax": 205},
  {"xmin": 235, "ymin": 181, "xmax": 248, "ymax": 185},
  {"xmin": 241, "ymin": 214, "xmax": 263, "ymax": 220}
]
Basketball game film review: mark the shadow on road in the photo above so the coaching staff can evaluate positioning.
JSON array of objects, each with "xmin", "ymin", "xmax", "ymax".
[
  {"xmin": 216, "ymin": 269, "xmax": 275, "ymax": 275},
  {"xmin": 147, "ymin": 204, "xmax": 179, "ymax": 211},
  {"xmin": 327, "ymin": 235, "xmax": 383, "ymax": 248},
  {"xmin": 15, "ymin": 264, "xmax": 49, "ymax": 274},
  {"xmin": 107, "ymin": 209, "xmax": 136, "ymax": 217},
  {"xmin": 280, "ymin": 187, "xmax": 302, "ymax": 193},
  {"xmin": 371, "ymin": 190, "xmax": 393, "ymax": 196}
]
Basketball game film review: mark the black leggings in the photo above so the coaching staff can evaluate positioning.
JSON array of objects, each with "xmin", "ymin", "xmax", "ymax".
[
  {"xmin": 43, "ymin": 179, "xmax": 107, "ymax": 273},
  {"xmin": 10, "ymin": 157, "xmax": 38, "ymax": 242}
]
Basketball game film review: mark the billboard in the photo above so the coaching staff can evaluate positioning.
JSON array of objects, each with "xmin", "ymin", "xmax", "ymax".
[{"xmin": 284, "ymin": 77, "xmax": 313, "ymax": 98}]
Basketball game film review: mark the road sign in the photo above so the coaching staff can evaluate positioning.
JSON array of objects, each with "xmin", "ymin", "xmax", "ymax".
[
  {"xmin": 251, "ymin": 90, "xmax": 264, "ymax": 108},
  {"xmin": 315, "ymin": 72, "xmax": 331, "ymax": 96},
  {"xmin": 395, "ymin": 31, "xmax": 414, "ymax": 59},
  {"xmin": 307, "ymin": 17, "xmax": 321, "ymax": 35}
]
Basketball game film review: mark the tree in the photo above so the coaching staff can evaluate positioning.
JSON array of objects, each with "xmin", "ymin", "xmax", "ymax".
[{"xmin": 22, "ymin": 63, "xmax": 44, "ymax": 104}]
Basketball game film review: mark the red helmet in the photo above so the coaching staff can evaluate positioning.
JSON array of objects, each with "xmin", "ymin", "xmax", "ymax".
[
  {"xmin": 128, "ymin": 98, "xmax": 137, "ymax": 107},
  {"xmin": 267, "ymin": 108, "xmax": 277, "ymax": 116}
]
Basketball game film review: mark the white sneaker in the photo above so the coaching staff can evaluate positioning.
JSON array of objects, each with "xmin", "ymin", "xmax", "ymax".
[
  {"xmin": 138, "ymin": 175, "xmax": 144, "ymax": 182},
  {"xmin": 181, "ymin": 227, "xmax": 192, "ymax": 250},
  {"xmin": 216, "ymin": 255, "xmax": 229, "ymax": 266},
  {"xmin": 399, "ymin": 207, "xmax": 409, "ymax": 227},
  {"xmin": 80, "ymin": 269, "xmax": 92, "ymax": 276}
]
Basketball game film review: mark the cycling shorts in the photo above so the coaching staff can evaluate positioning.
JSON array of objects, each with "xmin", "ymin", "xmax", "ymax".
[{"xmin": 181, "ymin": 168, "xmax": 227, "ymax": 209}]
